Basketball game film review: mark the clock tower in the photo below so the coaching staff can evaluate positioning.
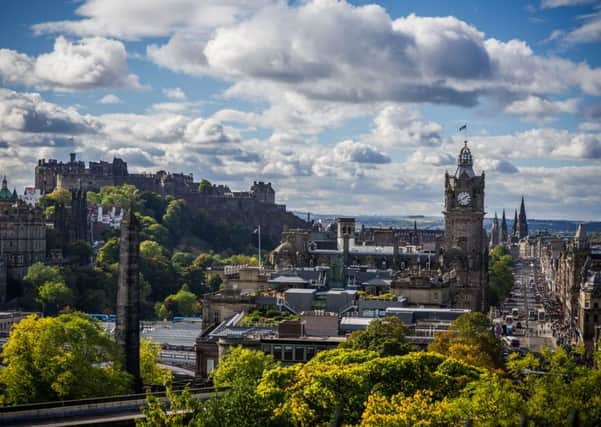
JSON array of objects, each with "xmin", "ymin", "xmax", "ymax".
[{"xmin": 443, "ymin": 141, "xmax": 488, "ymax": 311}]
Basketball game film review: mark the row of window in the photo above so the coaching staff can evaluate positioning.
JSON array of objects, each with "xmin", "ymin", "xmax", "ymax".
[{"xmin": 261, "ymin": 343, "xmax": 335, "ymax": 362}]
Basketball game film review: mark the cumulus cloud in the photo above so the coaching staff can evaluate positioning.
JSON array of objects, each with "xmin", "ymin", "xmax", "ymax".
[
  {"xmin": 333, "ymin": 140, "xmax": 390, "ymax": 164},
  {"xmin": 0, "ymin": 36, "xmax": 141, "ymax": 91},
  {"xmin": 407, "ymin": 150, "xmax": 455, "ymax": 166},
  {"xmin": 368, "ymin": 105, "xmax": 443, "ymax": 147},
  {"xmin": 477, "ymin": 158, "xmax": 519, "ymax": 174},
  {"xmin": 162, "ymin": 87, "xmax": 187, "ymax": 100},
  {"xmin": 0, "ymin": 88, "xmax": 98, "ymax": 133},
  {"xmin": 32, "ymin": 0, "xmax": 272, "ymax": 39},
  {"xmin": 99, "ymin": 94, "xmax": 122, "ymax": 104},
  {"xmin": 504, "ymin": 95, "xmax": 578, "ymax": 121}
]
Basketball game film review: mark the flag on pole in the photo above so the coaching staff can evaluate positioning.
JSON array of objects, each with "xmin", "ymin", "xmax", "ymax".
[{"xmin": 459, "ymin": 124, "xmax": 467, "ymax": 132}]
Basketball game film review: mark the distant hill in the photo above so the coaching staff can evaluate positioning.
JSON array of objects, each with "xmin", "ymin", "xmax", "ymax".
[{"xmin": 295, "ymin": 212, "xmax": 601, "ymax": 235}]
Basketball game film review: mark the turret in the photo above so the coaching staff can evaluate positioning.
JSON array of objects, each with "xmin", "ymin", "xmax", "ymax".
[{"xmin": 574, "ymin": 223, "xmax": 589, "ymax": 250}]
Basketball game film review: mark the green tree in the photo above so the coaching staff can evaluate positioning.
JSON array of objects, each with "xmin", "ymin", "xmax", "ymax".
[
  {"xmin": 341, "ymin": 316, "xmax": 412, "ymax": 356},
  {"xmin": 65, "ymin": 240, "xmax": 94, "ymax": 265},
  {"xmin": 40, "ymin": 188, "xmax": 71, "ymax": 207},
  {"xmin": 162, "ymin": 199, "xmax": 189, "ymax": 238},
  {"xmin": 89, "ymin": 184, "xmax": 140, "ymax": 209},
  {"xmin": 0, "ymin": 313, "xmax": 131, "ymax": 404},
  {"xmin": 212, "ymin": 346, "xmax": 277, "ymax": 388},
  {"xmin": 489, "ymin": 245, "xmax": 514, "ymax": 306},
  {"xmin": 36, "ymin": 281, "xmax": 73, "ymax": 314},
  {"xmin": 24, "ymin": 262, "xmax": 63, "ymax": 288},
  {"xmin": 140, "ymin": 338, "xmax": 172, "ymax": 386},
  {"xmin": 155, "ymin": 286, "xmax": 199, "ymax": 319},
  {"xmin": 97, "ymin": 237, "xmax": 120, "ymax": 268},
  {"xmin": 198, "ymin": 179, "xmax": 212, "ymax": 193},
  {"xmin": 429, "ymin": 312, "xmax": 503, "ymax": 371}
]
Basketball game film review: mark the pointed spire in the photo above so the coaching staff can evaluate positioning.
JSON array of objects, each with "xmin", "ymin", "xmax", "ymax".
[
  {"xmin": 1, "ymin": 176, "xmax": 7, "ymax": 191},
  {"xmin": 575, "ymin": 223, "xmax": 589, "ymax": 250},
  {"xmin": 500, "ymin": 209, "xmax": 508, "ymax": 243},
  {"xmin": 512, "ymin": 209, "xmax": 518, "ymax": 237},
  {"xmin": 518, "ymin": 196, "xmax": 528, "ymax": 238},
  {"xmin": 490, "ymin": 212, "xmax": 499, "ymax": 247}
]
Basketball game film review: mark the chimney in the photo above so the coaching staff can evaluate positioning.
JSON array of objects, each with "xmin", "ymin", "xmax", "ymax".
[{"xmin": 70, "ymin": 153, "xmax": 76, "ymax": 163}]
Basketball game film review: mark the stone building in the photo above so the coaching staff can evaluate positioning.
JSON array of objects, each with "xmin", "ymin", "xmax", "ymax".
[
  {"xmin": 36, "ymin": 153, "xmax": 306, "ymax": 242},
  {"xmin": 442, "ymin": 142, "xmax": 488, "ymax": 311},
  {"xmin": 553, "ymin": 224, "xmax": 601, "ymax": 348},
  {"xmin": 270, "ymin": 217, "xmax": 441, "ymax": 276},
  {"xmin": 0, "ymin": 177, "xmax": 46, "ymax": 289}
]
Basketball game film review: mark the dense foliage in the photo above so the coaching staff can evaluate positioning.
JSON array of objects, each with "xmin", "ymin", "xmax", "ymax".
[
  {"xmin": 0, "ymin": 313, "xmax": 169, "ymax": 405},
  {"xmin": 20, "ymin": 184, "xmax": 263, "ymax": 316},
  {"xmin": 139, "ymin": 314, "xmax": 601, "ymax": 426},
  {"xmin": 488, "ymin": 245, "xmax": 515, "ymax": 307}
]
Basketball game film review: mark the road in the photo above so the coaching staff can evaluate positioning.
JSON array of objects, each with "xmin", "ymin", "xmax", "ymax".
[{"xmin": 493, "ymin": 257, "xmax": 556, "ymax": 352}]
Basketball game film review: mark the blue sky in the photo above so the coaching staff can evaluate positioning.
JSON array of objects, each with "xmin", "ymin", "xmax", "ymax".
[{"xmin": 0, "ymin": 0, "xmax": 600, "ymax": 220}]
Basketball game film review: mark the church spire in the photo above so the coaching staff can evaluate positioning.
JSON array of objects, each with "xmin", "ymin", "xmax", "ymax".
[
  {"xmin": 490, "ymin": 212, "xmax": 499, "ymax": 247},
  {"xmin": 512, "ymin": 209, "xmax": 518, "ymax": 238},
  {"xmin": 500, "ymin": 209, "xmax": 508, "ymax": 243},
  {"xmin": 518, "ymin": 196, "xmax": 528, "ymax": 238}
]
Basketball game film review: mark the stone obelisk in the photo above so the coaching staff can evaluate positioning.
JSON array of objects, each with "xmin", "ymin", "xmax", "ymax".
[{"xmin": 115, "ymin": 209, "xmax": 142, "ymax": 392}]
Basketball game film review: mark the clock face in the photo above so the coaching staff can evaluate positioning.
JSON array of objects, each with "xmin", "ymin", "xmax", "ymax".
[{"xmin": 457, "ymin": 192, "xmax": 471, "ymax": 206}]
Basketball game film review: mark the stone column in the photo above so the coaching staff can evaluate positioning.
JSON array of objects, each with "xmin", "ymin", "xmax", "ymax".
[{"xmin": 115, "ymin": 210, "xmax": 142, "ymax": 392}]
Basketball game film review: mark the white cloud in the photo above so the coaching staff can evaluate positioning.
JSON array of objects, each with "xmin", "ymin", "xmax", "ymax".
[
  {"xmin": 162, "ymin": 87, "xmax": 187, "ymax": 100},
  {"xmin": 504, "ymin": 95, "xmax": 578, "ymax": 121},
  {"xmin": 32, "ymin": 0, "xmax": 273, "ymax": 39},
  {"xmin": 0, "ymin": 88, "xmax": 98, "ymax": 133},
  {"xmin": 333, "ymin": 140, "xmax": 390, "ymax": 164},
  {"xmin": 540, "ymin": 0, "xmax": 596, "ymax": 9},
  {"xmin": 99, "ymin": 94, "xmax": 122, "ymax": 104},
  {"xmin": 368, "ymin": 105, "xmax": 443, "ymax": 147},
  {"xmin": 0, "ymin": 36, "xmax": 141, "ymax": 91},
  {"xmin": 560, "ymin": 13, "xmax": 601, "ymax": 45},
  {"xmin": 578, "ymin": 121, "xmax": 601, "ymax": 131}
]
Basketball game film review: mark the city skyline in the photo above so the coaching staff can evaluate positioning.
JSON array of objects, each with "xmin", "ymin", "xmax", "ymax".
[{"xmin": 1, "ymin": 0, "xmax": 601, "ymax": 220}]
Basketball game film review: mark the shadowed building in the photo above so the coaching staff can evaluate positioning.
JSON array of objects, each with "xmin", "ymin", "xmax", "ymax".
[
  {"xmin": 115, "ymin": 210, "xmax": 142, "ymax": 392},
  {"xmin": 442, "ymin": 141, "xmax": 488, "ymax": 311}
]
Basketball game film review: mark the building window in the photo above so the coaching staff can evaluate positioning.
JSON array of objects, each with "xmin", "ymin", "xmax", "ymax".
[
  {"xmin": 306, "ymin": 346, "xmax": 315, "ymax": 360},
  {"xmin": 273, "ymin": 345, "xmax": 282, "ymax": 360},
  {"xmin": 284, "ymin": 345, "xmax": 293, "ymax": 361},
  {"xmin": 595, "ymin": 303, "xmax": 599, "ymax": 309},
  {"xmin": 295, "ymin": 346, "xmax": 304, "ymax": 361},
  {"xmin": 206, "ymin": 359, "xmax": 215, "ymax": 374}
]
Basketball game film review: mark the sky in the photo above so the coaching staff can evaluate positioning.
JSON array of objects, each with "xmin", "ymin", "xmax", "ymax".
[{"xmin": 0, "ymin": 0, "xmax": 600, "ymax": 221}]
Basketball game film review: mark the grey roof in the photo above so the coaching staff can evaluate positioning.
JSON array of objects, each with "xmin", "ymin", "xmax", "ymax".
[
  {"xmin": 285, "ymin": 288, "xmax": 317, "ymax": 295},
  {"xmin": 361, "ymin": 278, "xmax": 392, "ymax": 287},
  {"xmin": 269, "ymin": 275, "xmax": 309, "ymax": 284}
]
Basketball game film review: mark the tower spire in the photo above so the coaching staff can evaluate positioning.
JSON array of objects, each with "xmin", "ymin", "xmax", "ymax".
[
  {"xmin": 500, "ymin": 209, "xmax": 508, "ymax": 243},
  {"xmin": 490, "ymin": 212, "xmax": 499, "ymax": 247},
  {"xmin": 518, "ymin": 196, "xmax": 528, "ymax": 238}
]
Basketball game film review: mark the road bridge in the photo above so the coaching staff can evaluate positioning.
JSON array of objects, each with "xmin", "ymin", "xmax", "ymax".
[{"xmin": 0, "ymin": 387, "xmax": 225, "ymax": 426}]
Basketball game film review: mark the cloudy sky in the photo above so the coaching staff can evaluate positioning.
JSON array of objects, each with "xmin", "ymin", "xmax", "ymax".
[{"xmin": 1, "ymin": 0, "xmax": 600, "ymax": 220}]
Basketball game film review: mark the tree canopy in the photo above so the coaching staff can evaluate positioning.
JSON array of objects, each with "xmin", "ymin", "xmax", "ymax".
[
  {"xmin": 341, "ymin": 316, "xmax": 413, "ymax": 356},
  {"xmin": 428, "ymin": 312, "xmax": 503, "ymax": 371},
  {"xmin": 0, "ymin": 313, "xmax": 131, "ymax": 404}
]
